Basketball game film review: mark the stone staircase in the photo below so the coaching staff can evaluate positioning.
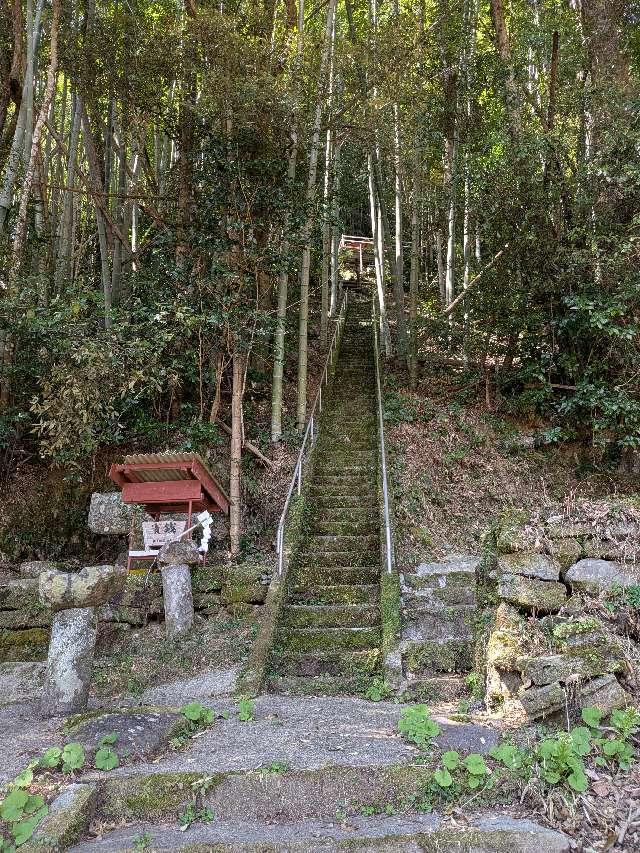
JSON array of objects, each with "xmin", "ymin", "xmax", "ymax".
[
  {"xmin": 400, "ymin": 555, "xmax": 479, "ymax": 701},
  {"xmin": 269, "ymin": 297, "xmax": 382, "ymax": 695}
]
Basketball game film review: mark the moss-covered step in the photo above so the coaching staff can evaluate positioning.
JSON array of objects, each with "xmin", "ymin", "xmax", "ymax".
[
  {"xmin": 302, "ymin": 534, "xmax": 379, "ymax": 552},
  {"xmin": 66, "ymin": 813, "xmax": 571, "ymax": 852},
  {"xmin": 308, "ymin": 520, "xmax": 378, "ymax": 536},
  {"xmin": 0, "ymin": 627, "xmax": 50, "ymax": 662},
  {"xmin": 282, "ymin": 604, "xmax": 380, "ymax": 630},
  {"xmin": 312, "ymin": 494, "xmax": 378, "ymax": 509},
  {"xmin": 289, "ymin": 583, "xmax": 379, "ymax": 605},
  {"xmin": 266, "ymin": 674, "xmax": 370, "ymax": 696},
  {"xmin": 278, "ymin": 626, "xmax": 382, "ymax": 653},
  {"xmin": 273, "ymin": 647, "xmax": 381, "ymax": 677},
  {"xmin": 403, "ymin": 638, "xmax": 475, "ymax": 675},
  {"xmin": 403, "ymin": 604, "xmax": 475, "ymax": 642},
  {"xmin": 293, "ymin": 566, "xmax": 379, "ymax": 585},
  {"xmin": 311, "ymin": 506, "xmax": 378, "ymax": 523}
]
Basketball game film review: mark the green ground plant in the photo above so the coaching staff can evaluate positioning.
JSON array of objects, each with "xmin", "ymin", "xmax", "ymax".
[{"xmin": 170, "ymin": 703, "xmax": 215, "ymax": 750}]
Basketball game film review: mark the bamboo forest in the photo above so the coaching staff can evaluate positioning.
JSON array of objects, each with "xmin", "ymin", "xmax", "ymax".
[{"xmin": 0, "ymin": 3, "xmax": 640, "ymax": 851}]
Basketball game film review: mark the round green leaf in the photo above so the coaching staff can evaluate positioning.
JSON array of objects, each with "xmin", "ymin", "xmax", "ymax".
[
  {"xmin": 463, "ymin": 754, "xmax": 487, "ymax": 775},
  {"xmin": 442, "ymin": 750, "xmax": 460, "ymax": 770},
  {"xmin": 1, "ymin": 789, "xmax": 29, "ymax": 822},
  {"xmin": 94, "ymin": 747, "xmax": 119, "ymax": 771},
  {"xmin": 433, "ymin": 767, "xmax": 453, "ymax": 788}
]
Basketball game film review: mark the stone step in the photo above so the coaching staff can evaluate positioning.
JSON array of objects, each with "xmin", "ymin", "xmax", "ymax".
[
  {"xmin": 302, "ymin": 534, "xmax": 379, "ymax": 552},
  {"xmin": 296, "ymin": 556, "xmax": 379, "ymax": 575},
  {"xmin": 311, "ymin": 497, "xmax": 378, "ymax": 511},
  {"xmin": 311, "ymin": 474, "xmax": 377, "ymax": 495},
  {"xmin": 308, "ymin": 520, "xmax": 378, "ymax": 536},
  {"xmin": 402, "ymin": 674, "xmax": 473, "ymax": 703},
  {"xmin": 295, "ymin": 566, "xmax": 379, "ymax": 586},
  {"xmin": 275, "ymin": 647, "xmax": 381, "ymax": 676},
  {"xmin": 282, "ymin": 604, "xmax": 380, "ymax": 630},
  {"xmin": 402, "ymin": 637, "xmax": 475, "ymax": 676},
  {"xmin": 290, "ymin": 583, "xmax": 379, "ymax": 605},
  {"xmin": 403, "ymin": 604, "xmax": 475, "ymax": 642},
  {"xmin": 69, "ymin": 814, "xmax": 570, "ymax": 853},
  {"xmin": 267, "ymin": 674, "xmax": 368, "ymax": 696},
  {"xmin": 311, "ymin": 503, "xmax": 378, "ymax": 517},
  {"xmin": 278, "ymin": 626, "xmax": 382, "ymax": 653},
  {"xmin": 309, "ymin": 486, "xmax": 378, "ymax": 509}
]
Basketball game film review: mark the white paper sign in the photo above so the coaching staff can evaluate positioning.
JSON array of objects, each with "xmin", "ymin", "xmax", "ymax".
[{"xmin": 142, "ymin": 520, "xmax": 187, "ymax": 550}]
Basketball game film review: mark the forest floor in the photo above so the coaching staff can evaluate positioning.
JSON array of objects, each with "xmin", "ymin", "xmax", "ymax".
[{"xmin": 385, "ymin": 357, "xmax": 638, "ymax": 569}]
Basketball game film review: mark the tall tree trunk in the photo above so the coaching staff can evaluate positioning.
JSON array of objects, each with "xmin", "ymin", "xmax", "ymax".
[
  {"xmin": 489, "ymin": 0, "xmax": 521, "ymax": 139},
  {"xmin": 409, "ymin": 163, "xmax": 420, "ymax": 388},
  {"xmin": 229, "ymin": 349, "xmax": 246, "ymax": 556},
  {"xmin": 0, "ymin": 0, "xmax": 43, "ymax": 233},
  {"xmin": 10, "ymin": 0, "xmax": 60, "ymax": 280},
  {"xmin": 296, "ymin": 0, "xmax": 336, "ymax": 433},
  {"xmin": 368, "ymin": 152, "xmax": 391, "ymax": 354},
  {"xmin": 271, "ymin": 0, "xmax": 304, "ymax": 443}
]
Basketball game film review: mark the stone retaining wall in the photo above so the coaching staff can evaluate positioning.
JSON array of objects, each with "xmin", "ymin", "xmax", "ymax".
[
  {"xmin": 483, "ymin": 501, "xmax": 639, "ymax": 720},
  {"xmin": 0, "ymin": 560, "xmax": 270, "ymax": 662}
]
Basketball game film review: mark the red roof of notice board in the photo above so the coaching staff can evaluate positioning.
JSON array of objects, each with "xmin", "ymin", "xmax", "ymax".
[{"xmin": 109, "ymin": 452, "xmax": 230, "ymax": 516}]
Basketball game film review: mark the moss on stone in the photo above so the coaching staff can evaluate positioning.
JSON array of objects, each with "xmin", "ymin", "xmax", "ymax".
[
  {"xmin": 403, "ymin": 638, "xmax": 473, "ymax": 674},
  {"xmin": 380, "ymin": 572, "xmax": 401, "ymax": 657},
  {"xmin": 191, "ymin": 564, "xmax": 225, "ymax": 594},
  {"xmin": 100, "ymin": 772, "xmax": 206, "ymax": 821},
  {"xmin": 0, "ymin": 627, "xmax": 49, "ymax": 661},
  {"xmin": 24, "ymin": 783, "xmax": 97, "ymax": 852}
]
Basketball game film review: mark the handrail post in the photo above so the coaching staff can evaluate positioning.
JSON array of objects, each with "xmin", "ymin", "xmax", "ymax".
[{"xmin": 372, "ymin": 297, "xmax": 394, "ymax": 575}]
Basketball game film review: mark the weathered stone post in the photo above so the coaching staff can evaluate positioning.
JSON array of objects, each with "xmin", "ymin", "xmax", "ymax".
[
  {"xmin": 39, "ymin": 565, "xmax": 127, "ymax": 717},
  {"xmin": 158, "ymin": 541, "xmax": 199, "ymax": 638}
]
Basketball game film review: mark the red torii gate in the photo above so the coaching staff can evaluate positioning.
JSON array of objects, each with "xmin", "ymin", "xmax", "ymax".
[{"xmin": 339, "ymin": 234, "xmax": 374, "ymax": 277}]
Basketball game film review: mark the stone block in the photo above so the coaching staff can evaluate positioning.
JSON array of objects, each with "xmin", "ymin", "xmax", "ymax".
[
  {"xmin": 565, "ymin": 558, "xmax": 640, "ymax": 593},
  {"xmin": 498, "ymin": 573, "xmax": 567, "ymax": 612},
  {"xmin": 70, "ymin": 710, "xmax": 181, "ymax": 761},
  {"xmin": 0, "ymin": 609, "xmax": 51, "ymax": 629},
  {"xmin": 402, "ymin": 638, "xmax": 474, "ymax": 675},
  {"xmin": 158, "ymin": 540, "xmax": 200, "ymax": 567},
  {"xmin": 546, "ymin": 519, "xmax": 593, "ymax": 539},
  {"xmin": 39, "ymin": 564, "xmax": 127, "ymax": 611},
  {"xmin": 0, "ymin": 661, "xmax": 46, "ymax": 705},
  {"xmin": 19, "ymin": 560, "xmax": 56, "ymax": 579},
  {"xmin": 41, "ymin": 607, "xmax": 98, "ymax": 717},
  {"xmin": 403, "ymin": 605, "xmax": 473, "ymax": 642},
  {"xmin": 25, "ymin": 783, "xmax": 97, "ymax": 852},
  {"xmin": 194, "ymin": 592, "xmax": 222, "ymax": 613},
  {"xmin": 549, "ymin": 538, "xmax": 583, "ymax": 571},
  {"xmin": 551, "ymin": 616, "xmax": 624, "ymax": 673},
  {"xmin": 519, "ymin": 654, "xmax": 599, "ymax": 686},
  {"xmin": 496, "ymin": 523, "xmax": 541, "ymax": 554},
  {"xmin": 161, "ymin": 563, "xmax": 194, "ymax": 637},
  {"xmin": 0, "ymin": 577, "xmax": 40, "ymax": 610},
  {"xmin": 99, "ymin": 603, "xmax": 151, "ymax": 626},
  {"xmin": 499, "ymin": 552, "xmax": 560, "ymax": 581},
  {"xmin": 192, "ymin": 564, "xmax": 225, "ymax": 593},
  {"xmin": 519, "ymin": 681, "xmax": 566, "ymax": 719},
  {"xmin": 88, "ymin": 492, "xmax": 135, "ymax": 535},
  {"xmin": 0, "ymin": 627, "xmax": 49, "ymax": 662},
  {"xmin": 222, "ymin": 564, "xmax": 269, "ymax": 605},
  {"xmin": 520, "ymin": 674, "xmax": 631, "ymax": 720}
]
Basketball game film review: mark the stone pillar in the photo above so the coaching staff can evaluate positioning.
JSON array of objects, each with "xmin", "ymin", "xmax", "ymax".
[
  {"xmin": 158, "ymin": 541, "xmax": 200, "ymax": 638},
  {"xmin": 41, "ymin": 608, "xmax": 97, "ymax": 717},
  {"xmin": 160, "ymin": 564, "xmax": 194, "ymax": 637},
  {"xmin": 39, "ymin": 564, "xmax": 127, "ymax": 717}
]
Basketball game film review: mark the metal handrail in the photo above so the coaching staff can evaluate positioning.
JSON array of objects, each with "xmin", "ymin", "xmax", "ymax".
[
  {"xmin": 372, "ymin": 302, "xmax": 394, "ymax": 575},
  {"xmin": 275, "ymin": 290, "xmax": 349, "ymax": 575}
]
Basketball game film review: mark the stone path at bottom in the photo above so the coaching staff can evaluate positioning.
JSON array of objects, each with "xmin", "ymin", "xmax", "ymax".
[{"xmin": 8, "ymin": 694, "xmax": 565, "ymax": 852}]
